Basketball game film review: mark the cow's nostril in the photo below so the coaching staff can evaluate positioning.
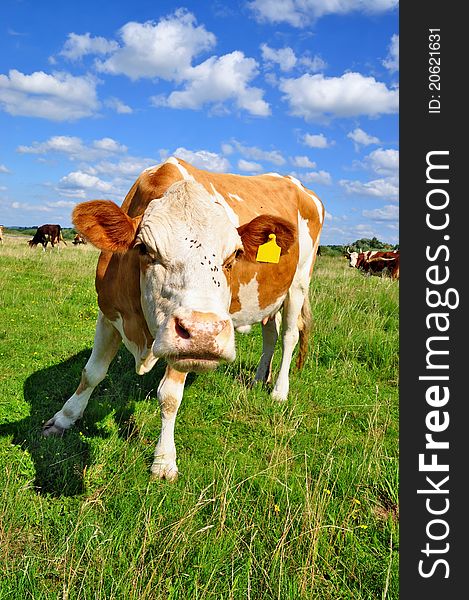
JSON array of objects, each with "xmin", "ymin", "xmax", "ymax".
[{"xmin": 175, "ymin": 319, "xmax": 191, "ymax": 339}]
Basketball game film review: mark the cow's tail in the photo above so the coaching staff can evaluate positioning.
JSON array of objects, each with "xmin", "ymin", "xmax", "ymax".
[{"xmin": 296, "ymin": 293, "xmax": 312, "ymax": 370}]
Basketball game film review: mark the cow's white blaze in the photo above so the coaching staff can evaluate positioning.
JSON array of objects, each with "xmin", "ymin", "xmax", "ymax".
[{"xmin": 137, "ymin": 180, "xmax": 240, "ymax": 370}]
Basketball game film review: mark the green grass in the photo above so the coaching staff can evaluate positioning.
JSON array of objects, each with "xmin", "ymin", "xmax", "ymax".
[{"xmin": 0, "ymin": 236, "xmax": 399, "ymax": 599}]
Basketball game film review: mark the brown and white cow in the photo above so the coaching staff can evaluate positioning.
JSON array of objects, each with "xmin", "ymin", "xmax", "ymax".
[
  {"xmin": 346, "ymin": 249, "xmax": 399, "ymax": 280},
  {"xmin": 43, "ymin": 157, "xmax": 324, "ymax": 480},
  {"xmin": 0, "ymin": 225, "xmax": 4, "ymax": 245},
  {"xmin": 28, "ymin": 224, "xmax": 67, "ymax": 250}
]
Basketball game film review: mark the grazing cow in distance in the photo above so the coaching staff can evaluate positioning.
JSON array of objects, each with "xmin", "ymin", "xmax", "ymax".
[
  {"xmin": 0, "ymin": 225, "xmax": 3, "ymax": 245},
  {"xmin": 43, "ymin": 156, "xmax": 325, "ymax": 480},
  {"xmin": 345, "ymin": 248, "xmax": 399, "ymax": 280},
  {"xmin": 72, "ymin": 233, "xmax": 87, "ymax": 245},
  {"xmin": 28, "ymin": 224, "xmax": 67, "ymax": 250}
]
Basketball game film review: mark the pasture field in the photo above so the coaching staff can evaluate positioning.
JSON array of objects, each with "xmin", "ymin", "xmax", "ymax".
[{"xmin": 0, "ymin": 235, "xmax": 399, "ymax": 599}]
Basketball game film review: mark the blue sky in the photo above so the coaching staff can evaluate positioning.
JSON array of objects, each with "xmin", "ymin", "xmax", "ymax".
[{"xmin": 0, "ymin": 0, "xmax": 399, "ymax": 245}]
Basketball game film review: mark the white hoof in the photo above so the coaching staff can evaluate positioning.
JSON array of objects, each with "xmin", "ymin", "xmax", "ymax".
[
  {"xmin": 271, "ymin": 388, "xmax": 288, "ymax": 402},
  {"xmin": 150, "ymin": 460, "xmax": 179, "ymax": 482}
]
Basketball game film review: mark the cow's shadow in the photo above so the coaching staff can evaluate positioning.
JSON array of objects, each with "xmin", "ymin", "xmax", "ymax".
[{"xmin": 0, "ymin": 349, "xmax": 195, "ymax": 498}]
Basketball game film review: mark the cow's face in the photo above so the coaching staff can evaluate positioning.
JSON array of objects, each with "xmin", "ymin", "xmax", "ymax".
[
  {"xmin": 72, "ymin": 180, "xmax": 296, "ymax": 374},
  {"xmin": 348, "ymin": 251, "xmax": 359, "ymax": 267},
  {"xmin": 135, "ymin": 181, "xmax": 242, "ymax": 372}
]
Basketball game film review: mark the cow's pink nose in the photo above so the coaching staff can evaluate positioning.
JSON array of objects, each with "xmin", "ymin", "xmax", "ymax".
[{"xmin": 173, "ymin": 312, "xmax": 229, "ymax": 340}]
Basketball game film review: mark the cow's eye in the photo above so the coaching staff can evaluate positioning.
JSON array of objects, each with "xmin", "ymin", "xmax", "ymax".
[
  {"xmin": 136, "ymin": 241, "xmax": 160, "ymax": 263},
  {"xmin": 223, "ymin": 248, "xmax": 243, "ymax": 270}
]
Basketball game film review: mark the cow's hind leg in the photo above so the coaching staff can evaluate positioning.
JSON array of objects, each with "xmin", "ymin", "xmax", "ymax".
[
  {"xmin": 151, "ymin": 366, "xmax": 187, "ymax": 481},
  {"xmin": 43, "ymin": 311, "xmax": 121, "ymax": 436},
  {"xmin": 272, "ymin": 283, "xmax": 310, "ymax": 401},
  {"xmin": 254, "ymin": 313, "xmax": 281, "ymax": 384}
]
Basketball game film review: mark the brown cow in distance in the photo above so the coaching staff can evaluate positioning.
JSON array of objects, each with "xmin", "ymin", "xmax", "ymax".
[{"xmin": 28, "ymin": 224, "xmax": 67, "ymax": 250}]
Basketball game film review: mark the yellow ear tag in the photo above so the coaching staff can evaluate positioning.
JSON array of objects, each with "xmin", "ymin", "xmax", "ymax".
[{"xmin": 256, "ymin": 233, "xmax": 281, "ymax": 264}]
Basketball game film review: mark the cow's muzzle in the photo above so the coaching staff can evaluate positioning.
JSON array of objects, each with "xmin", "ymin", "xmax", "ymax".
[{"xmin": 154, "ymin": 310, "xmax": 236, "ymax": 372}]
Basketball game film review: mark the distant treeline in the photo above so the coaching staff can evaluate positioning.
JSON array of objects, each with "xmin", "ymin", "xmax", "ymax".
[
  {"xmin": 321, "ymin": 237, "xmax": 399, "ymax": 257},
  {"xmin": 3, "ymin": 226, "xmax": 78, "ymax": 240}
]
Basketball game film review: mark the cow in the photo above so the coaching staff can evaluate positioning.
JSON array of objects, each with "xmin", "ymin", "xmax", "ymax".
[
  {"xmin": 28, "ymin": 224, "xmax": 67, "ymax": 250},
  {"xmin": 0, "ymin": 225, "xmax": 3, "ymax": 245},
  {"xmin": 43, "ymin": 157, "xmax": 324, "ymax": 480},
  {"xmin": 345, "ymin": 249, "xmax": 399, "ymax": 280},
  {"xmin": 72, "ymin": 233, "xmax": 87, "ymax": 245}
]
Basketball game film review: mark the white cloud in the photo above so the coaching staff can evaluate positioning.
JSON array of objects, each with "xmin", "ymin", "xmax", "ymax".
[
  {"xmin": 221, "ymin": 143, "xmax": 234, "ymax": 155},
  {"xmin": 280, "ymin": 72, "xmax": 398, "ymax": 122},
  {"xmin": 158, "ymin": 51, "xmax": 270, "ymax": 116},
  {"xmin": 347, "ymin": 127, "xmax": 381, "ymax": 149},
  {"xmin": 248, "ymin": 0, "xmax": 398, "ymax": 27},
  {"xmin": 0, "ymin": 164, "xmax": 10, "ymax": 174},
  {"xmin": 0, "ymin": 70, "xmax": 99, "ymax": 121},
  {"xmin": 383, "ymin": 34, "xmax": 399, "ymax": 73},
  {"xmin": 362, "ymin": 204, "xmax": 398, "ymax": 221},
  {"xmin": 261, "ymin": 44, "xmax": 297, "ymax": 71},
  {"xmin": 46, "ymin": 200, "xmax": 77, "ymax": 208},
  {"xmin": 87, "ymin": 156, "xmax": 157, "ymax": 178},
  {"xmin": 291, "ymin": 155, "xmax": 317, "ymax": 168},
  {"xmin": 340, "ymin": 177, "xmax": 398, "ymax": 199},
  {"xmin": 365, "ymin": 148, "xmax": 399, "ymax": 176},
  {"xmin": 17, "ymin": 135, "xmax": 127, "ymax": 161},
  {"xmin": 11, "ymin": 201, "xmax": 52, "ymax": 212},
  {"xmin": 231, "ymin": 140, "xmax": 285, "ymax": 165},
  {"xmin": 60, "ymin": 11, "xmax": 268, "ymax": 117},
  {"xmin": 303, "ymin": 133, "xmax": 332, "ymax": 149},
  {"xmin": 57, "ymin": 171, "xmax": 113, "ymax": 198},
  {"xmin": 238, "ymin": 159, "xmax": 263, "ymax": 172},
  {"xmin": 172, "ymin": 147, "xmax": 231, "ymax": 172},
  {"xmin": 261, "ymin": 44, "xmax": 326, "ymax": 74},
  {"xmin": 95, "ymin": 10, "xmax": 216, "ymax": 82},
  {"xmin": 298, "ymin": 54, "xmax": 327, "ymax": 72},
  {"xmin": 105, "ymin": 97, "xmax": 133, "ymax": 114},
  {"xmin": 297, "ymin": 170, "xmax": 332, "ymax": 185},
  {"xmin": 59, "ymin": 32, "xmax": 119, "ymax": 61}
]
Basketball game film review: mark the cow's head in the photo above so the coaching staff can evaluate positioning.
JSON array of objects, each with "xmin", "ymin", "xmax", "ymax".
[
  {"xmin": 73, "ymin": 180, "xmax": 296, "ymax": 373},
  {"xmin": 347, "ymin": 251, "xmax": 360, "ymax": 267}
]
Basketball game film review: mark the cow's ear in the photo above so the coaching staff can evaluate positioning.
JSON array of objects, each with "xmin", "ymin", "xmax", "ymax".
[
  {"xmin": 237, "ymin": 214, "xmax": 296, "ymax": 262},
  {"xmin": 72, "ymin": 200, "xmax": 142, "ymax": 253}
]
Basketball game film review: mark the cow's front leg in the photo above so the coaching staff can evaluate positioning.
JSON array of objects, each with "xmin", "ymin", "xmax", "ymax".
[
  {"xmin": 43, "ymin": 311, "xmax": 121, "ymax": 436},
  {"xmin": 151, "ymin": 366, "xmax": 187, "ymax": 481}
]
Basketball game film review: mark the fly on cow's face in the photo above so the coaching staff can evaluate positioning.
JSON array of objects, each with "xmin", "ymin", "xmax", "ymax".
[{"xmin": 136, "ymin": 240, "xmax": 161, "ymax": 265}]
